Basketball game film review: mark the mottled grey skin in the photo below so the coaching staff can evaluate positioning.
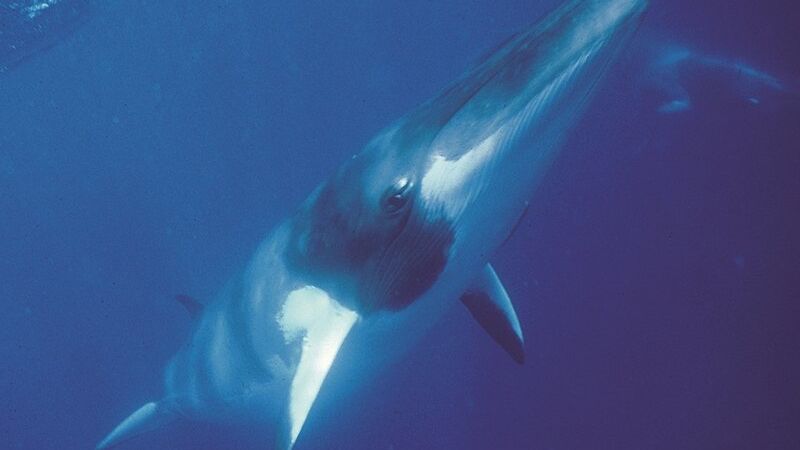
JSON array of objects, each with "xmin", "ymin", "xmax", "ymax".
[{"xmin": 98, "ymin": 1, "xmax": 648, "ymax": 449}]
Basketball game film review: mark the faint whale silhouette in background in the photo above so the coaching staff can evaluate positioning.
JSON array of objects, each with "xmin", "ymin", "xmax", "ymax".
[
  {"xmin": 638, "ymin": 41, "xmax": 799, "ymax": 113},
  {"xmin": 0, "ymin": 0, "xmax": 91, "ymax": 73}
]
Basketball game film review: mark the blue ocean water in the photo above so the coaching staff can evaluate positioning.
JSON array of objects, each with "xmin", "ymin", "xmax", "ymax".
[{"xmin": 1, "ymin": 0, "xmax": 798, "ymax": 449}]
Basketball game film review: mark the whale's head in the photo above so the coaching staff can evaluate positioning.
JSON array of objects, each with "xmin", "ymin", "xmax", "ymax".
[
  {"xmin": 286, "ymin": 0, "xmax": 647, "ymax": 315},
  {"xmin": 286, "ymin": 128, "xmax": 456, "ymax": 313}
]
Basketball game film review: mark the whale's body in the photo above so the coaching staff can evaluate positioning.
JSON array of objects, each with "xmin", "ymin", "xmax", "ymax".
[
  {"xmin": 98, "ymin": 1, "xmax": 648, "ymax": 448},
  {"xmin": 642, "ymin": 42, "xmax": 797, "ymax": 114}
]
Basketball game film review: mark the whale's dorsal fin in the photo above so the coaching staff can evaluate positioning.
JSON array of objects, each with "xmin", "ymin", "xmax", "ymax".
[
  {"xmin": 96, "ymin": 399, "xmax": 182, "ymax": 449},
  {"xmin": 461, "ymin": 264, "xmax": 525, "ymax": 364},
  {"xmin": 175, "ymin": 294, "xmax": 203, "ymax": 320}
]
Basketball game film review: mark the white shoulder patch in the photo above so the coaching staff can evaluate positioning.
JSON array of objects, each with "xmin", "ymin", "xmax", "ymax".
[
  {"xmin": 276, "ymin": 286, "xmax": 359, "ymax": 446},
  {"xmin": 418, "ymin": 33, "xmax": 603, "ymax": 223}
]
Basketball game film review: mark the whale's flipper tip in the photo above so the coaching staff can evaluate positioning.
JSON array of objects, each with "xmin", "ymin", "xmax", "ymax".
[
  {"xmin": 461, "ymin": 264, "xmax": 525, "ymax": 365},
  {"xmin": 97, "ymin": 400, "xmax": 181, "ymax": 449}
]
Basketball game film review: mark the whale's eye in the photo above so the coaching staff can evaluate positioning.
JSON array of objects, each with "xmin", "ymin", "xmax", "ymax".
[{"xmin": 382, "ymin": 177, "xmax": 412, "ymax": 215}]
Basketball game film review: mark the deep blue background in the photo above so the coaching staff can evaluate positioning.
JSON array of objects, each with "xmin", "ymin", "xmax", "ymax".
[{"xmin": 1, "ymin": 1, "xmax": 798, "ymax": 449}]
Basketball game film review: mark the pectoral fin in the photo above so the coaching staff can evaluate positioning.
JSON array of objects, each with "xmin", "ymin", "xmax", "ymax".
[
  {"xmin": 277, "ymin": 286, "xmax": 360, "ymax": 448},
  {"xmin": 461, "ymin": 264, "xmax": 525, "ymax": 364},
  {"xmin": 96, "ymin": 399, "xmax": 182, "ymax": 449}
]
